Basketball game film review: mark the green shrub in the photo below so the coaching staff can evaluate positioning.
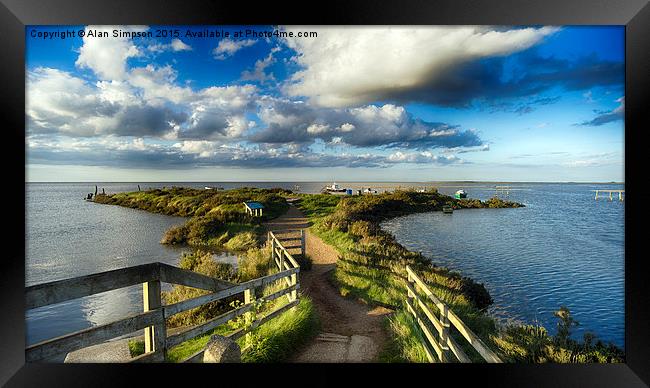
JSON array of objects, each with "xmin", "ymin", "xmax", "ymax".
[
  {"xmin": 493, "ymin": 307, "xmax": 624, "ymax": 363},
  {"xmin": 238, "ymin": 247, "xmax": 271, "ymax": 282},
  {"xmin": 128, "ymin": 339, "xmax": 145, "ymax": 358},
  {"xmin": 161, "ymin": 224, "xmax": 188, "ymax": 245},
  {"xmin": 163, "ymin": 250, "xmax": 237, "ymax": 328},
  {"xmin": 349, "ymin": 220, "xmax": 375, "ymax": 238},
  {"xmin": 224, "ymin": 232, "xmax": 259, "ymax": 252}
]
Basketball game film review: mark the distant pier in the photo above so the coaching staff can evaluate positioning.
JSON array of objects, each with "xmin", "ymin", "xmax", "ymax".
[
  {"xmin": 594, "ymin": 189, "xmax": 624, "ymax": 201},
  {"xmin": 494, "ymin": 186, "xmax": 511, "ymax": 198}
]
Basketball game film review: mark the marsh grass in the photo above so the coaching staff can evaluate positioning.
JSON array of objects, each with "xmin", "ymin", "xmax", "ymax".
[{"xmin": 379, "ymin": 310, "xmax": 429, "ymax": 363}]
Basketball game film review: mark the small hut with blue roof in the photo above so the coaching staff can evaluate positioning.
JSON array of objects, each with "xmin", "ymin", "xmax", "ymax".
[{"xmin": 243, "ymin": 201, "xmax": 265, "ymax": 217}]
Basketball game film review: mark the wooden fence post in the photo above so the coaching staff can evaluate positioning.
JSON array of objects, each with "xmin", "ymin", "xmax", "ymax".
[
  {"xmin": 143, "ymin": 280, "xmax": 166, "ymax": 360},
  {"xmin": 279, "ymin": 245, "xmax": 285, "ymax": 273},
  {"xmin": 300, "ymin": 229, "xmax": 306, "ymax": 257},
  {"xmin": 439, "ymin": 304, "xmax": 450, "ymax": 362},
  {"xmin": 244, "ymin": 288, "xmax": 253, "ymax": 345},
  {"xmin": 272, "ymin": 237, "xmax": 278, "ymax": 271},
  {"xmin": 290, "ymin": 271, "xmax": 298, "ymax": 302}
]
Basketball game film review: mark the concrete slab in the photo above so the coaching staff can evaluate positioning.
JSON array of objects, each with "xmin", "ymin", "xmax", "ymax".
[
  {"xmin": 292, "ymin": 332, "xmax": 378, "ymax": 363},
  {"xmin": 292, "ymin": 340, "xmax": 349, "ymax": 363},
  {"xmin": 346, "ymin": 335, "xmax": 377, "ymax": 362},
  {"xmin": 64, "ymin": 338, "xmax": 132, "ymax": 363}
]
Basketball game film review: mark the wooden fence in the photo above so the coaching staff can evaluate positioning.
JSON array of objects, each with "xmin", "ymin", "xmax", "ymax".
[
  {"xmin": 405, "ymin": 265, "xmax": 502, "ymax": 363},
  {"xmin": 26, "ymin": 240, "xmax": 302, "ymax": 363}
]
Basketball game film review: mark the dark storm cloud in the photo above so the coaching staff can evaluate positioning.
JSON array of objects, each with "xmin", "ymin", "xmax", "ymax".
[
  {"xmin": 380, "ymin": 52, "xmax": 623, "ymax": 110},
  {"xmin": 249, "ymin": 99, "xmax": 484, "ymax": 150},
  {"xmin": 112, "ymin": 105, "xmax": 188, "ymax": 136}
]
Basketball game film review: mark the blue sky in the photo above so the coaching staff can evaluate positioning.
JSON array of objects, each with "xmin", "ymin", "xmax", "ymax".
[{"xmin": 25, "ymin": 25, "xmax": 624, "ymax": 182}]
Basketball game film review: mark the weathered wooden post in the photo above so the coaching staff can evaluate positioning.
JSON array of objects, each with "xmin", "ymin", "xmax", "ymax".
[
  {"xmin": 271, "ymin": 235, "xmax": 277, "ymax": 270},
  {"xmin": 406, "ymin": 267, "xmax": 414, "ymax": 309},
  {"xmin": 439, "ymin": 304, "xmax": 450, "ymax": 362},
  {"xmin": 595, "ymin": 190, "xmax": 599, "ymax": 200},
  {"xmin": 300, "ymin": 229, "xmax": 306, "ymax": 257},
  {"xmin": 279, "ymin": 245, "xmax": 285, "ymax": 273},
  {"xmin": 289, "ymin": 254, "xmax": 298, "ymax": 302},
  {"xmin": 143, "ymin": 280, "xmax": 166, "ymax": 360},
  {"xmin": 243, "ymin": 287, "xmax": 253, "ymax": 345},
  {"xmin": 609, "ymin": 191, "xmax": 613, "ymax": 201},
  {"xmin": 138, "ymin": 185, "xmax": 141, "ymax": 191},
  {"xmin": 94, "ymin": 185, "xmax": 98, "ymax": 196}
]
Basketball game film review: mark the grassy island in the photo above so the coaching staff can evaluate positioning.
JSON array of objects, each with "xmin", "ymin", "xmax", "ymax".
[
  {"xmin": 95, "ymin": 186, "xmax": 623, "ymax": 363},
  {"xmin": 94, "ymin": 187, "xmax": 289, "ymax": 252}
]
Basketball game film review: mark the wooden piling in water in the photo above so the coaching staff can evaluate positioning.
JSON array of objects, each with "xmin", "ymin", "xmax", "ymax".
[{"xmin": 594, "ymin": 189, "xmax": 624, "ymax": 201}]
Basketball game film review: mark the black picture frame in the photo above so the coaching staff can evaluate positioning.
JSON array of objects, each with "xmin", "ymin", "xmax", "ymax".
[{"xmin": 2, "ymin": 0, "xmax": 648, "ymax": 386}]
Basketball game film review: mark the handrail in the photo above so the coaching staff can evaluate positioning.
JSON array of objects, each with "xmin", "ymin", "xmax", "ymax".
[
  {"xmin": 25, "ymin": 250, "xmax": 301, "ymax": 363},
  {"xmin": 268, "ymin": 230, "xmax": 303, "ymax": 303},
  {"xmin": 26, "ymin": 262, "xmax": 237, "ymax": 310},
  {"xmin": 26, "ymin": 309, "xmax": 164, "ymax": 362},
  {"xmin": 404, "ymin": 265, "xmax": 502, "ymax": 363},
  {"xmin": 26, "ymin": 263, "xmax": 160, "ymax": 310},
  {"xmin": 164, "ymin": 268, "xmax": 298, "ymax": 317}
]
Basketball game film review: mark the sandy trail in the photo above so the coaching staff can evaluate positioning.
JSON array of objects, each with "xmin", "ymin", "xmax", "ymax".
[{"xmin": 263, "ymin": 203, "xmax": 391, "ymax": 362}]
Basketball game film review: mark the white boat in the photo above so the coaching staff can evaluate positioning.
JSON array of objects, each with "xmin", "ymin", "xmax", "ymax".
[
  {"xmin": 363, "ymin": 188, "xmax": 378, "ymax": 194},
  {"xmin": 454, "ymin": 189, "xmax": 468, "ymax": 199},
  {"xmin": 323, "ymin": 182, "xmax": 347, "ymax": 193}
]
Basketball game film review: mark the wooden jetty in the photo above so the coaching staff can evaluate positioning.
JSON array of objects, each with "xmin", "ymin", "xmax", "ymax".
[
  {"xmin": 594, "ymin": 189, "xmax": 624, "ymax": 201},
  {"xmin": 494, "ymin": 185, "xmax": 511, "ymax": 198},
  {"xmin": 25, "ymin": 235, "xmax": 303, "ymax": 363},
  {"xmin": 405, "ymin": 265, "xmax": 502, "ymax": 363}
]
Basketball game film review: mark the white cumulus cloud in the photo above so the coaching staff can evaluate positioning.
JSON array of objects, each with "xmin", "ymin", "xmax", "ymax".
[
  {"xmin": 282, "ymin": 26, "xmax": 558, "ymax": 107},
  {"xmin": 76, "ymin": 25, "xmax": 147, "ymax": 80},
  {"xmin": 213, "ymin": 38, "xmax": 257, "ymax": 60}
]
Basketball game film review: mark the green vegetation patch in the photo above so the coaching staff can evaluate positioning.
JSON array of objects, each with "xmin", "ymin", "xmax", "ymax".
[
  {"xmin": 241, "ymin": 297, "xmax": 320, "ymax": 363},
  {"xmin": 96, "ymin": 187, "xmax": 290, "ymax": 251}
]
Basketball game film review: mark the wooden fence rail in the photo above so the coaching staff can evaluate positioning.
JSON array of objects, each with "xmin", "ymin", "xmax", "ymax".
[
  {"xmin": 405, "ymin": 265, "xmax": 502, "ymax": 363},
  {"xmin": 26, "ymin": 236, "xmax": 303, "ymax": 363},
  {"xmin": 268, "ymin": 230, "xmax": 302, "ymax": 302}
]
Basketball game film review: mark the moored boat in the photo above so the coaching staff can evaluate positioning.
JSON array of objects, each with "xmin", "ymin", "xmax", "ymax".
[
  {"xmin": 454, "ymin": 189, "xmax": 468, "ymax": 199},
  {"xmin": 323, "ymin": 182, "xmax": 347, "ymax": 194},
  {"xmin": 442, "ymin": 205, "xmax": 454, "ymax": 214}
]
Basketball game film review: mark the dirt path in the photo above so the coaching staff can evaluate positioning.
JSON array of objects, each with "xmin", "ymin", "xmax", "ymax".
[{"xmin": 263, "ymin": 203, "xmax": 392, "ymax": 362}]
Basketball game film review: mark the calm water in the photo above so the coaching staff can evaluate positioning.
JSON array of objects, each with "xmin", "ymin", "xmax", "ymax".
[{"xmin": 381, "ymin": 183, "xmax": 625, "ymax": 347}]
